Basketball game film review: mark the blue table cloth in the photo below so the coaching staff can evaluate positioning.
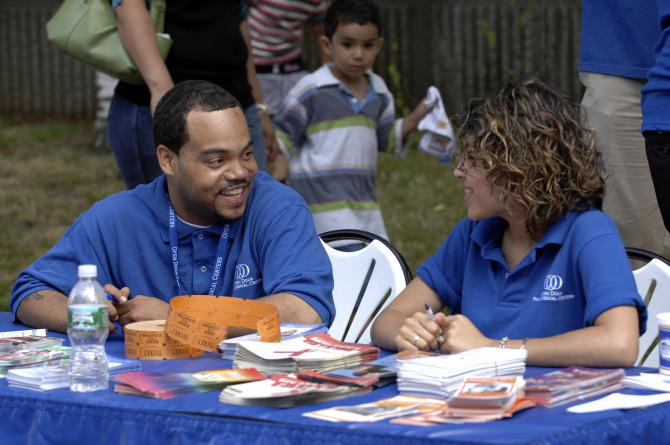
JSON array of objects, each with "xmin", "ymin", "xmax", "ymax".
[{"xmin": 0, "ymin": 312, "xmax": 668, "ymax": 445}]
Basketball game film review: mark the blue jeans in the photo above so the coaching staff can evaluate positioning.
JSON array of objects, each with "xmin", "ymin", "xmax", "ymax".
[{"xmin": 107, "ymin": 95, "xmax": 268, "ymax": 189}]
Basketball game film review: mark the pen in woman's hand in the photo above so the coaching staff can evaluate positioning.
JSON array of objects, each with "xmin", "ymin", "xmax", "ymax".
[{"xmin": 424, "ymin": 304, "xmax": 445, "ymax": 349}]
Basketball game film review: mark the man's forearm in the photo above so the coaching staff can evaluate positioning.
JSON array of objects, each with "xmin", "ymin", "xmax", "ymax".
[
  {"xmin": 261, "ymin": 293, "xmax": 322, "ymax": 324},
  {"xmin": 16, "ymin": 290, "xmax": 69, "ymax": 333}
]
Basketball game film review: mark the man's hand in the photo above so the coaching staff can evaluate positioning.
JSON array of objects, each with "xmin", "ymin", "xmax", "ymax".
[
  {"xmin": 104, "ymin": 284, "xmax": 130, "ymax": 304},
  {"xmin": 115, "ymin": 295, "xmax": 170, "ymax": 326}
]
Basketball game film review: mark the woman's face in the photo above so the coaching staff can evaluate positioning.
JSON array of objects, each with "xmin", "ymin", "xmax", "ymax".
[{"xmin": 453, "ymin": 157, "xmax": 508, "ymax": 221}]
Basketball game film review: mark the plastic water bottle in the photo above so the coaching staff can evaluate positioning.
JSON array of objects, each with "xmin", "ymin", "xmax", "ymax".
[{"xmin": 67, "ymin": 264, "xmax": 109, "ymax": 392}]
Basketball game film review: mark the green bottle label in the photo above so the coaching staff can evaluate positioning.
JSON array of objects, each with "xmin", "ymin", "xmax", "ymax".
[{"xmin": 68, "ymin": 305, "xmax": 107, "ymax": 330}]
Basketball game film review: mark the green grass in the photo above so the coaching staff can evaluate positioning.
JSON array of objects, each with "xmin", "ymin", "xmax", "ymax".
[{"xmin": 0, "ymin": 118, "xmax": 466, "ymax": 311}]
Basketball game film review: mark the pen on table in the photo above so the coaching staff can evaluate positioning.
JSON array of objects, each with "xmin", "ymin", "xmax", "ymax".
[{"xmin": 424, "ymin": 303, "xmax": 445, "ymax": 349}]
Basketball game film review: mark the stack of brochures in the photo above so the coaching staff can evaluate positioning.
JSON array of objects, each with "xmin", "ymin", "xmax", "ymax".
[
  {"xmin": 0, "ymin": 345, "xmax": 71, "ymax": 377},
  {"xmin": 317, "ymin": 353, "xmax": 399, "ymax": 388},
  {"xmin": 233, "ymin": 332, "xmax": 379, "ymax": 375},
  {"xmin": 390, "ymin": 376, "xmax": 533, "ymax": 425},
  {"xmin": 219, "ymin": 323, "xmax": 327, "ymax": 360},
  {"xmin": 304, "ymin": 394, "xmax": 446, "ymax": 422},
  {"xmin": 397, "ymin": 347, "xmax": 527, "ymax": 398},
  {"xmin": 0, "ymin": 334, "xmax": 64, "ymax": 354},
  {"xmin": 0, "ymin": 329, "xmax": 68, "ymax": 377},
  {"xmin": 6, "ymin": 355, "xmax": 141, "ymax": 391},
  {"xmin": 524, "ymin": 366, "xmax": 624, "ymax": 407},
  {"xmin": 114, "ymin": 368, "xmax": 266, "ymax": 399},
  {"xmin": 5, "ymin": 365, "xmax": 72, "ymax": 391},
  {"xmin": 219, "ymin": 373, "xmax": 369, "ymax": 407},
  {"xmin": 441, "ymin": 376, "xmax": 532, "ymax": 420}
]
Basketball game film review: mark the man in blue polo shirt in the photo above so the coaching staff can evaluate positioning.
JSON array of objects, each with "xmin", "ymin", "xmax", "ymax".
[{"xmin": 11, "ymin": 80, "xmax": 335, "ymax": 334}]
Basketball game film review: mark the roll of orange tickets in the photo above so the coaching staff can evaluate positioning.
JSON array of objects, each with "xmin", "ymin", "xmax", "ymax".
[
  {"xmin": 124, "ymin": 320, "xmax": 203, "ymax": 360},
  {"xmin": 124, "ymin": 295, "xmax": 281, "ymax": 359}
]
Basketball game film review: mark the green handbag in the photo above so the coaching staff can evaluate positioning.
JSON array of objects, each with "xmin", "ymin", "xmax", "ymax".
[{"xmin": 46, "ymin": 0, "xmax": 172, "ymax": 85}]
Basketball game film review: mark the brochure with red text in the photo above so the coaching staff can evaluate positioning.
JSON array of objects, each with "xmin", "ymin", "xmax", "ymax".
[
  {"xmin": 219, "ymin": 323, "xmax": 328, "ymax": 360},
  {"xmin": 219, "ymin": 373, "xmax": 369, "ymax": 407},
  {"xmin": 304, "ymin": 394, "xmax": 445, "ymax": 422},
  {"xmin": 233, "ymin": 332, "xmax": 379, "ymax": 375}
]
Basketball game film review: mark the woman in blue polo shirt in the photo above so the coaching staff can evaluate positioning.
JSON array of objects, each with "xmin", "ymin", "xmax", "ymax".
[{"xmin": 371, "ymin": 80, "xmax": 647, "ymax": 367}]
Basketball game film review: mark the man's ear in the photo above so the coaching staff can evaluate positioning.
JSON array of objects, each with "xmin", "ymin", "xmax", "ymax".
[
  {"xmin": 157, "ymin": 144, "xmax": 177, "ymax": 175},
  {"xmin": 319, "ymin": 35, "xmax": 332, "ymax": 60}
]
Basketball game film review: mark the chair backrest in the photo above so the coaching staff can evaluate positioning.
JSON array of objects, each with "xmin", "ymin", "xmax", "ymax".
[
  {"xmin": 320, "ymin": 229, "xmax": 412, "ymax": 344},
  {"xmin": 627, "ymin": 247, "xmax": 670, "ymax": 367}
]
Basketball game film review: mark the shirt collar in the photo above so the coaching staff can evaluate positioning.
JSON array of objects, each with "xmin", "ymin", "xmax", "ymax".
[
  {"xmin": 470, "ymin": 211, "xmax": 581, "ymax": 267},
  {"xmin": 313, "ymin": 64, "xmax": 389, "ymax": 94}
]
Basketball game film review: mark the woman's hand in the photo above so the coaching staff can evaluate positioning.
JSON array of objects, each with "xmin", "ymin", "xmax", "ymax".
[
  {"xmin": 394, "ymin": 311, "xmax": 444, "ymax": 352},
  {"xmin": 437, "ymin": 314, "xmax": 496, "ymax": 353}
]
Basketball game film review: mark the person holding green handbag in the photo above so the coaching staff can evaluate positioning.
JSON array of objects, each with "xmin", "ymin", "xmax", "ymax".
[{"xmin": 107, "ymin": 0, "xmax": 277, "ymax": 188}]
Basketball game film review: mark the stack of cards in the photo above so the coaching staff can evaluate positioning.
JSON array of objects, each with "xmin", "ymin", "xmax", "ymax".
[
  {"xmin": 233, "ymin": 333, "xmax": 379, "ymax": 375},
  {"xmin": 397, "ymin": 347, "xmax": 527, "ymax": 398},
  {"xmin": 219, "ymin": 373, "xmax": 369, "ymax": 407},
  {"xmin": 304, "ymin": 394, "xmax": 445, "ymax": 422},
  {"xmin": 525, "ymin": 366, "xmax": 624, "ymax": 407},
  {"xmin": 219, "ymin": 323, "xmax": 327, "ymax": 360},
  {"xmin": 114, "ymin": 368, "xmax": 266, "ymax": 399},
  {"xmin": 6, "ymin": 354, "xmax": 141, "ymax": 391},
  {"xmin": 0, "ymin": 346, "xmax": 71, "ymax": 376}
]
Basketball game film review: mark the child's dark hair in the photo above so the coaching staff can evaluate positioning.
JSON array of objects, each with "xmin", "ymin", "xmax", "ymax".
[{"xmin": 324, "ymin": 0, "xmax": 382, "ymax": 39}]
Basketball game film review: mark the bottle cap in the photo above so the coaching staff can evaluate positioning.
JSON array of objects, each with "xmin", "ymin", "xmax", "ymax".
[{"xmin": 78, "ymin": 264, "xmax": 98, "ymax": 278}]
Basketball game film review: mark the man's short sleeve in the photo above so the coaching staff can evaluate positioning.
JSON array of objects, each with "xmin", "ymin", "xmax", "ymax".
[{"xmin": 252, "ymin": 195, "xmax": 335, "ymax": 325}]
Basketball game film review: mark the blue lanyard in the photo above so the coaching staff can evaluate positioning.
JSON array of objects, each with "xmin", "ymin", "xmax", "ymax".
[{"xmin": 168, "ymin": 204, "xmax": 235, "ymax": 296}]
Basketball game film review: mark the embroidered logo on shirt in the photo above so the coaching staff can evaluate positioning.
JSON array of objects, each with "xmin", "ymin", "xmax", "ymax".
[
  {"xmin": 543, "ymin": 275, "xmax": 563, "ymax": 291},
  {"xmin": 532, "ymin": 274, "xmax": 575, "ymax": 302},
  {"xmin": 234, "ymin": 263, "xmax": 262, "ymax": 290},
  {"xmin": 235, "ymin": 264, "xmax": 250, "ymax": 280}
]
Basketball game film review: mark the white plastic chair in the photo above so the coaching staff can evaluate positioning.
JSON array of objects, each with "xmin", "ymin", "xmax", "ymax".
[
  {"xmin": 320, "ymin": 230, "xmax": 412, "ymax": 344},
  {"xmin": 627, "ymin": 247, "xmax": 670, "ymax": 367}
]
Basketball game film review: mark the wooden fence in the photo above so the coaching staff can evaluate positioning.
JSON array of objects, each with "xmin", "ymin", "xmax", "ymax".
[{"xmin": 0, "ymin": 0, "xmax": 582, "ymax": 119}]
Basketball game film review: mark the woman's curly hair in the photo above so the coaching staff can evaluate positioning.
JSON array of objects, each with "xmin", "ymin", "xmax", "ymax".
[{"xmin": 457, "ymin": 79, "xmax": 604, "ymax": 240}]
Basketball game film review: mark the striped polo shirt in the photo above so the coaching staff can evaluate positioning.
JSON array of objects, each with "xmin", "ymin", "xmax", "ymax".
[
  {"xmin": 247, "ymin": 0, "xmax": 326, "ymax": 65},
  {"xmin": 274, "ymin": 64, "xmax": 405, "ymax": 239}
]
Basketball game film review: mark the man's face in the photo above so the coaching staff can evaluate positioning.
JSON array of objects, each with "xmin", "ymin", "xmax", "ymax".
[
  {"xmin": 164, "ymin": 107, "xmax": 257, "ymax": 225},
  {"xmin": 322, "ymin": 22, "xmax": 383, "ymax": 84}
]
